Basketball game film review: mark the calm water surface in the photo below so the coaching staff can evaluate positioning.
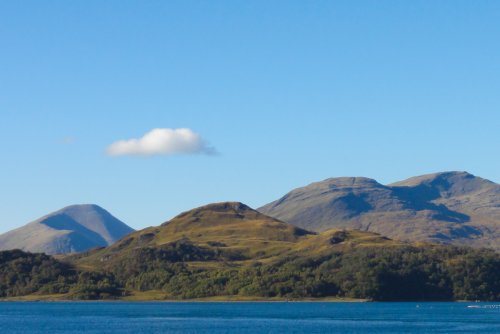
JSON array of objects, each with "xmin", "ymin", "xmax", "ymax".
[{"xmin": 0, "ymin": 302, "xmax": 499, "ymax": 333}]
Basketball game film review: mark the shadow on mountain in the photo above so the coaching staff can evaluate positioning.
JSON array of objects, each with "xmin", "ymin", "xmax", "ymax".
[
  {"xmin": 392, "ymin": 186, "xmax": 470, "ymax": 223},
  {"xmin": 330, "ymin": 193, "xmax": 373, "ymax": 219},
  {"xmin": 42, "ymin": 214, "xmax": 108, "ymax": 247},
  {"xmin": 432, "ymin": 225, "xmax": 483, "ymax": 241}
]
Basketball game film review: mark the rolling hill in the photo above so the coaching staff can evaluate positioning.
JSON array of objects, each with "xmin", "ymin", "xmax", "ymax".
[
  {"xmin": 0, "ymin": 204, "xmax": 135, "ymax": 254},
  {"xmin": 258, "ymin": 171, "xmax": 500, "ymax": 251},
  {"xmin": 71, "ymin": 201, "xmax": 397, "ymax": 271}
]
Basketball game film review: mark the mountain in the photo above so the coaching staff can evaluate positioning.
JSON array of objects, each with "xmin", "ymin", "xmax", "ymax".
[
  {"xmin": 0, "ymin": 204, "xmax": 135, "ymax": 254},
  {"xmin": 259, "ymin": 171, "xmax": 500, "ymax": 251},
  {"xmin": 3, "ymin": 201, "xmax": 500, "ymax": 302}
]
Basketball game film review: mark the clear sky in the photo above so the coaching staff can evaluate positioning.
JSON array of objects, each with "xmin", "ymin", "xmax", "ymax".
[{"xmin": 1, "ymin": 1, "xmax": 499, "ymax": 233}]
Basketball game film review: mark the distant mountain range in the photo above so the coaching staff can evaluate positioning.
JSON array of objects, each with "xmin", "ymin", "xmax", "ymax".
[
  {"xmin": 259, "ymin": 171, "xmax": 500, "ymax": 251},
  {"xmin": 0, "ymin": 171, "xmax": 498, "ymax": 256},
  {"xmin": 0, "ymin": 204, "xmax": 134, "ymax": 254}
]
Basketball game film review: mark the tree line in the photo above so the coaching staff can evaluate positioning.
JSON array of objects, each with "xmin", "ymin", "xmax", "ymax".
[{"xmin": 1, "ymin": 241, "xmax": 499, "ymax": 301}]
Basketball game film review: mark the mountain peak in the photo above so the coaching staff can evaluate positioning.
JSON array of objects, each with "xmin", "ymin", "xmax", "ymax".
[
  {"xmin": 59, "ymin": 203, "xmax": 104, "ymax": 211},
  {"xmin": 279, "ymin": 177, "xmax": 384, "ymax": 199},
  {"xmin": 321, "ymin": 177, "xmax": 383, "ymax": 188},
  {"xmin": 0, "ymin": 204, "xmax": 134, "ymax": 254},
  {"xmin": 53, "ymin": 204, "xmax": 110, "ymax": 219},
  {"xmin": 390, "ymin": 171, "xmax": 497, "ymax": 198},
  {"xmin": 390, "ymin": 171, "xmax": 475, "ymax": 186}
]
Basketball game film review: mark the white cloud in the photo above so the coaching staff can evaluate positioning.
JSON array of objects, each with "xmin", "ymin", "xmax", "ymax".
[{"xmin": 106, "ymin": 128, "xmax": 216, "ymax": 157}]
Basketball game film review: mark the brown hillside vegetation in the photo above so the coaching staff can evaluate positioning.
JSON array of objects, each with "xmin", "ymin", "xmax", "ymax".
[{"xmin": 72, "ymin": 202, "xmax": 401, "ymax": 271}]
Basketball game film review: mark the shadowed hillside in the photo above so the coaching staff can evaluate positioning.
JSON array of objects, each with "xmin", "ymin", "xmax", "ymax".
[{"xmin": 259, "ymin": 172, "xmax": 500, "ymax": 251}]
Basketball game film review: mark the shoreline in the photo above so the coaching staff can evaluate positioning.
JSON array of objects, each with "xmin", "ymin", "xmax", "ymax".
[
  {"xmin": 0, "ymin": 298, "xmax": 368, "ymax": 303},
  {"xmin": 0, "ymin": 294, "xmax": 366, "ymax": 302},
  {"xmin": 2, "ymin": 297, "xmax": 493, "ymax": 303}
]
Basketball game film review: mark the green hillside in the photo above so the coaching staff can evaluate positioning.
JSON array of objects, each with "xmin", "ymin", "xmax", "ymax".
[{"xmin": 1, "ymin": 202, "xmax": 499, "ymax": 301}]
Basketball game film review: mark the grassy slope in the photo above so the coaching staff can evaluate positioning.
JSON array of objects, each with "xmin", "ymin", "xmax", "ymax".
[{"xmin": 69, "ymin": 202, "xmax": 402, "ymax": 272}]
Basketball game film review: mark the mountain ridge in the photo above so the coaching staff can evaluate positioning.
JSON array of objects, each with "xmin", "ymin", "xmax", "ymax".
[{"xmin": 259, "ymin": 171, "xmax": 500, "ymax": 251}]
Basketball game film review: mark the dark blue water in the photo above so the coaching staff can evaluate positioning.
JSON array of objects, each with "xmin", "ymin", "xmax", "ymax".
[{"xmin": 0, "ymin": 302, "xmax": 499, "ymax": 333}]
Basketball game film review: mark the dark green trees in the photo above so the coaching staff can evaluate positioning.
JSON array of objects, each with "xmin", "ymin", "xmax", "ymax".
[{"xmin": 1, "ymin": 244, "xmax": 499, "ymax": 301}]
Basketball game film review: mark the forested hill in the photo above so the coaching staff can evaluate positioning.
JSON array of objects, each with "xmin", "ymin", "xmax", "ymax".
[{"xmin": 1, "ymin": 202, "xmax": 499, "ymax": 301}]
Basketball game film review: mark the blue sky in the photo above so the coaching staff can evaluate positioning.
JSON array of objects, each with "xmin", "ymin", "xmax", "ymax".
[{"xmin": 1, "ymin": 1, "xmax": 499, "ymax": 233}]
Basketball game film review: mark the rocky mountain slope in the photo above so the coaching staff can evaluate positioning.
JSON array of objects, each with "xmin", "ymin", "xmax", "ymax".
[
  {"xmin": 259, "ymin": 171, "xmax": 500, "ymax": 251},
  {"xmin": 0, "ymin": 204, "xmax": 134, "ymax": 254}
]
